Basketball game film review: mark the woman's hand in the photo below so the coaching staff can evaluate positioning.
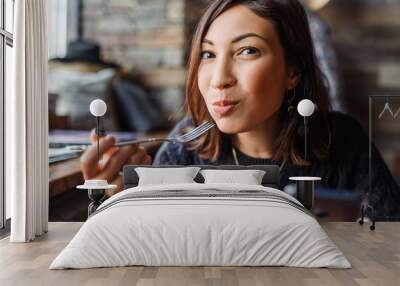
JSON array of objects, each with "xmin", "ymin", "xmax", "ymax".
[{"xmin": 80, "ymin": 130, "xmax": 152, "ymax": 197}]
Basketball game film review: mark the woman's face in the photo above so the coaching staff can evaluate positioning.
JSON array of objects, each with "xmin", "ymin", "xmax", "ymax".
[{"xmin": 198, "ymin": 5, "xmax": 297, "ymax": 134}]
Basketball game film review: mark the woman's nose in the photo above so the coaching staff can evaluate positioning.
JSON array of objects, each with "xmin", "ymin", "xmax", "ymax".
[{"xmin": 210, "ymin": 58, "xmax": 237, "ymax": 90}]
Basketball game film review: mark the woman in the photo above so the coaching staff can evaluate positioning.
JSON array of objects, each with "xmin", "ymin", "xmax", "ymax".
[{"xmin": 81, "ymin": 0, "xmax": 400, "ymax": 218}]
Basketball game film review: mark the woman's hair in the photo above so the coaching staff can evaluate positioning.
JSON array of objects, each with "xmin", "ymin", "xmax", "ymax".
[{"xmin": 185, "ymin": 0, "xmax": 332, "ymax": 165}]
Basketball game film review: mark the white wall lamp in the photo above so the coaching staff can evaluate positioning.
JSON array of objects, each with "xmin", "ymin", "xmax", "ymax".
[
  {"xmin": 290, "ymin": 99, "xmax": 321, "ymax": 210},
  {"xmin": 77, "ymin": 99, "xmax": 116, "ymax": 217}
]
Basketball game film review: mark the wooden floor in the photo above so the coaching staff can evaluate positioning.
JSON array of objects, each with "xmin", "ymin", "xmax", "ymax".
[{"xmin": 0, "ymin": 222, "xmax": 399, "ymax": 286}]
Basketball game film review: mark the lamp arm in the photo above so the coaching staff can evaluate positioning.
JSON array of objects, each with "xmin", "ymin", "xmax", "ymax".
[
  {"xmin": 304, "ymin": 117, "xmax": 308, "ymax": 162},
  {"xmin": 96, "ymin": 116, "xmax": 100, "ymax": 165}
]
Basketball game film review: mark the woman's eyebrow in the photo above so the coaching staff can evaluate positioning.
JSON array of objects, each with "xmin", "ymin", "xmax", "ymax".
[
  {"xmin": 232, "ymin": 33, "xmax": 270, "ymax": 44},
  {"xmin": 202, "ymin": 33, "xmax": 270, "ymax": 45}
]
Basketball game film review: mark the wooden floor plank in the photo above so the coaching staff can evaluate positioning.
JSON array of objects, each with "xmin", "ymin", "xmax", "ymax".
[{"xmin": 0, "ymin": 222, "xmax": 399, "ymax": 286}]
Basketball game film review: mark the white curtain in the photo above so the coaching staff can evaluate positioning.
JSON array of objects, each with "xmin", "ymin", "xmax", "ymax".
[{"xmin": 7, "ymin": 0, "xmax": 49, "ymax": 242}]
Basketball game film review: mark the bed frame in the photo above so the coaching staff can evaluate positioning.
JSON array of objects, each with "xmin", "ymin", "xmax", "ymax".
[{"xmin": 122, "ymin": 165, "xmax": 280, "ymax": 190}]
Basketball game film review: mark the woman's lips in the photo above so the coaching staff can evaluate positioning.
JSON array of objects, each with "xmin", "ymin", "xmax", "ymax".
[{"xmin": 212, "ymin": 100, "xmax": 239, "ymax": 116}]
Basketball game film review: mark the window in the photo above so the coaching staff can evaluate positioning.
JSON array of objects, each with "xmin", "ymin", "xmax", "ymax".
[
  {"xmin": 1, "ymin": 0, "xmax": 14, "ymax": 230},
  {"xmin": 47, "ymin": 0, "xmax": 78, "ymax": 59}
]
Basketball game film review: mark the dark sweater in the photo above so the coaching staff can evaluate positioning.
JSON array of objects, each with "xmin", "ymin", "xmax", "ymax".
[{"xmin": 153, "ymin": 112, "xmax": 400, "ymax": 218}]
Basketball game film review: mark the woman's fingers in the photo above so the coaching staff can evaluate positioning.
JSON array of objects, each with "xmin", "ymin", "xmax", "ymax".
[
  {"xmin": 90, "ymin": 128, "xmax": 98, "ymax": 143},
  {"xmin": 93, "ymin": 145, "xmax": 139, "ymax": 182},
  {"xmin": 105, "ymin": 175, "xmax": 123, "ymax": 198},
  {"xmin": 104, "ymin": 147, "xmax": 153, "ymax": 198},
  {"xmin": 117, "ymin": 148, "xmax": 152, "ymax": 178},
  {"xmin": 89, "ymin": 128, "xmax": 104, "ymax": 143},
  {"xmin": 81, "ymin": 131, "xmax": 153, "ymax": 198},
  {"xmin": 80, "ymin": 135, "xmax": 116, "ymax": 179},
  {"xmin": 143, "ymin": 154, "xmax": 153, "ymax": 165},
  {"xmin": 81, "ymin": 136, "xmax": 153, "ymax": 197},
  {"xmin": 127, "ymin": 146, "xmax": 153, "ymax": 165}
]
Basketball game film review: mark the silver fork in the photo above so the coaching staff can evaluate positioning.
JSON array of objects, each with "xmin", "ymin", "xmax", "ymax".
[
  {"xmin": 115, "ymin": 121, "xmax": 215, "ymax": 147},
  {"xmin": 66, "ymin": 121, "xmax": 215, "ymax": 152}
]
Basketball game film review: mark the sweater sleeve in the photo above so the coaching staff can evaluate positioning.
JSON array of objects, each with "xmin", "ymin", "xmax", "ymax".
[
  {"xmin": 152, "ymin": 117, "xmax": 198, "ymax": 165},
  {"xmin": 339, "ymin": 114, "xmax": 400, "ymax": 218}
]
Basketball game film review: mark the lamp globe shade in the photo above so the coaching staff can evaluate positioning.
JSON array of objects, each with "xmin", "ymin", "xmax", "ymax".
[
  {"xmin": 90, "ymin": 99, "xmax": 107, "ymax": 117},
  {"xmin": 297, "ymin": 99, "xmax": 315, "ymax": 117}
]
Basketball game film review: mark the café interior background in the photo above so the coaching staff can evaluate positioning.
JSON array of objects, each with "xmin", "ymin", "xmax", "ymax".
[{"xmin": 47, "ymin": 0, "xmax": 400, "ymax": 221}]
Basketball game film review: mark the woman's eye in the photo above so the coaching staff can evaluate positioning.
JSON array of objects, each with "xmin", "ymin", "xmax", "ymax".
[
  {"xmin": 200, "ymin": 51, "xmax": 215, "ymax": 60},
  {"xmin": 239, "ymin": 47, "xmax": 259, "ymax": 56}
]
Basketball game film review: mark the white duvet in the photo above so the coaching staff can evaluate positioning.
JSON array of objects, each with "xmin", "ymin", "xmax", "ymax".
[{"xmin": 50, "ymin": 183, "xmax": 351, "ymax": 269}]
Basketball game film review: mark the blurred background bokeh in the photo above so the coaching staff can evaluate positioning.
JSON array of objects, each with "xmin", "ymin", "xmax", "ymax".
[{"xmin": 47, "ymin": 0, "xmax": 400, "ymax": 222}]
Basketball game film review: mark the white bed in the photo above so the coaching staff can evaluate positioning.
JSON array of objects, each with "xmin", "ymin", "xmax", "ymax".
[{"xmin": 50, "ymin": 182, "xmax": 351, "ymax": 269}]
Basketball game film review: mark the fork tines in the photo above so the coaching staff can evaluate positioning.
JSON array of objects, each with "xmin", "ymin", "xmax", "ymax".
[{"xmin": 179, "ymin": 122, "xmax": 215, "ymax": 140}]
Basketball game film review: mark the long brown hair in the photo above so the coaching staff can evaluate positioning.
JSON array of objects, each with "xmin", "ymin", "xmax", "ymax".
[{"xmin": 185, "ymin": 0, "xmax": 331, "ymax": 166}]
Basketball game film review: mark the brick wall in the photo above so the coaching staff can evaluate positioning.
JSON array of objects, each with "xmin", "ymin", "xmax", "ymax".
[{"xmin": 83, "ymin": 0, "xmax": 188, "ymax": 121}]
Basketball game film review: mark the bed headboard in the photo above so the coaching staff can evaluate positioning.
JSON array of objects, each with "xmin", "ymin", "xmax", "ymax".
[{"xmin": 122, "ymin": 165, "xmax": 280, "ymax": 189}]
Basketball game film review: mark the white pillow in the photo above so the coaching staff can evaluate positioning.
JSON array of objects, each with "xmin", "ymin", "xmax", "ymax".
[
  {"xmin": 135, "ymin": 167, "xmax": 201, "ymax": 186},
  {"xmin": 200, "ymin": 169, "xmax": 266, "ymax": 185}
]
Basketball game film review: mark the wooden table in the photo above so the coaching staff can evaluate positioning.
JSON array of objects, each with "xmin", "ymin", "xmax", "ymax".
[
  {"xmin": 49, "ymin": 131, "xmax": 169, "ymax": 198},
  {"xmin": 1, "ymin": 222, "xmax": 399, "ymax": 286},
  {"xmin": 49, "ymin": 157, "xmax": 82, "ymax": 197}
]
